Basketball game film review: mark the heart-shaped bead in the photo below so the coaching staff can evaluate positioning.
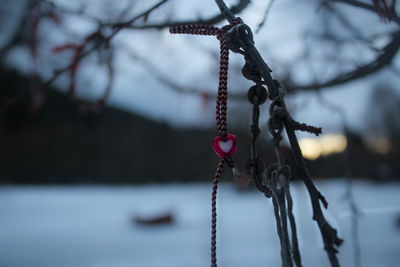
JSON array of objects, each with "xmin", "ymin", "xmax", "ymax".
[
  {"xmin": 212, "ymin": 134, "xmax": 237, "ymax": 158},
  {"xmin": 219, "ymin": 139, "xmax": 233, "ymax": 153}
]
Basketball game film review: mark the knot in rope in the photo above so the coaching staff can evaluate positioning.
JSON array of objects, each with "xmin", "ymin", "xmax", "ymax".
[
  {"xmin": 225, "ymin": 22, "xmax": 253, "ymax": 54},
  {"xmin": 170, "ymin": 17, "xmax": 242, "ymax": 139},
  {"xmin": 170, "ymin": 18, "xmax": 244, "ymax": 267},
  {"xmin": 267, "ymin": 99, "xmax": 286, "ymax": 143},
  {"xmin": 247, "ymin": 84, "xmax": 268, "ymax": 105}
]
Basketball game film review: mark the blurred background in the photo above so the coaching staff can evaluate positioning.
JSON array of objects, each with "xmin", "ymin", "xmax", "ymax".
[{"xmin": 0, "ymin": 0, "xmax": 399, "ymax": 266}]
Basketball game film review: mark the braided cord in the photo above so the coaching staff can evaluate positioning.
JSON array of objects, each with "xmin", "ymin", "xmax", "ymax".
[
  {"xmin": 216, "ymin": 32, "xmax": 229, "ymax": 137},
  {"xmin": 170, "ymin": 19, "xmax": 242, "ymax": 138},
  {"xmin": 211, "ymin": 159, "xmax": 224, "ymax": 267},
  {"xmin": 169, "ymin": 24, "xmax": 219, "ymax": 36},
  {"xmin": 170, "ymin": 18, "xmax": 242, "ymax": 267}
]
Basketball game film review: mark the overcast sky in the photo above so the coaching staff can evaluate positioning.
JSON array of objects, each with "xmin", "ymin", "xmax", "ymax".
[{"xmin": 2, "ymin": 0, "xmax": 400, "ymax": 137}]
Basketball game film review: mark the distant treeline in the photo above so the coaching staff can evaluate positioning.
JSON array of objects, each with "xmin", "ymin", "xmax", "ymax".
[{"xmin": 0, "ymin": 68, "xmax": 399, "ymax": 184}]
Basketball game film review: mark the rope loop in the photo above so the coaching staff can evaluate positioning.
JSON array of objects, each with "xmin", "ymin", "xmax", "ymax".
[
  {"xmin": 247, "ymin": 84, "xmax": 268, "ymax": 104},
  {"xmin": 225, "ymin": 22, "xmax": 253, "ymax": 54},
  {"xmin": 170, "ymin": 17, "xmax": 244, "ymax": 267}
]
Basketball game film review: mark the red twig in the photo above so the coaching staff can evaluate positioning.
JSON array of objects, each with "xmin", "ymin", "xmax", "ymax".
[
  {"xmin": 52, "ymin": 33, "xmax": 114, "ymax": 113},
  {"xmin": 372, "ymin": 0, "xmax": 392, "ymax": 22}
]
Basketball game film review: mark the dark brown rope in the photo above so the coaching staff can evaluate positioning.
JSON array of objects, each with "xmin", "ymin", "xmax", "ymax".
[
  {"xmin": 243, "ymin": 47, "xmax": 304, "ymax": 267},
  {"xmin": 171, "ymin": 11, "xmax": 343, "ymax": 267},
  {"xmin": 211, "ymin": 159, "xmax": 224, "ymax": 267},
  {"xmin": 170, "ymin": 18, "xmax": 242, "ymax": 267},
  {"xmin": 170, "ymin": 18, "xmax": 242, "ymax": 137}
]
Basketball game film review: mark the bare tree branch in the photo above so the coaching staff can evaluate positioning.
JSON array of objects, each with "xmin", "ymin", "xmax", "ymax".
[
  {"xmin": 327, "ymin": 0, "xmax": 377, "ymax": 12},
  {"xmin": 0, "ymin": 1, "xmax": 36, "ymax": 61},
  {"xmin": 43, "ymin": 0, "xmax": 250, "ymax": 88},
  {"xmin": 215, "ymin": 0, "xmax": 236, "ymax": 23},
  {"xmin": 109, "ymin": 0, "xmax": 169, "ymax": 30},
  {"xmin": 316, "ymin": 92, "xmax": 362, "ymax": 267},
  {"xmin": 256, "ymin": 0, "xmax": 276, "ymax": 33},
  {"xmin": 327, "ymin": 0, "xmax": 400, "ymax": 24},
  {"xmin": 286, "ymin": 31, "xmax": 400, "ymax": 93},
  {"xmin": 322, "ymin": 3, "xmax": 373, "ymax": 45},
  {"xmin": 37, "ymin": 0, "xmax": 102, "ymax": 24},
  {"xmin": 130, "ymin": 51, "xmax": 247, "ymax": 100},
  {"xmin": 44, "ymin": 0, "xmax": 169, "ymax": 86},
  {"xmin": 124, "ymin": 0, "xmax": 250, "ymax": 29},
  {"xmin": 210, "ymin": 1, "xmax": 343, "ymax": 265}
]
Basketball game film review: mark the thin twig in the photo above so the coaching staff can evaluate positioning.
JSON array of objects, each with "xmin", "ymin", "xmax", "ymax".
[
  {"xmin": 322, "ymin": 3, "xmax": 372, "ymax": 44},
  {"xmin": 316, "ymin": 92, "xmax": 362, "ymax": 267},
  {"xmin": 110, "ymin": 0, "xmax": 169, "ymax": 30},
  {"xmin": 281, "ymin": 175, "xmax": 302, "ymax": 267},
  {"xmin": 122, "ymin": 0, "xmax": 250, "ymax": 29},
  {"xmin": 37, "ymin": 0, "xmax": 102, "ymax": 24},
  {"xmin": 215, "ymin": 0, "xmax": 236, "ymax": 23},
  {"xmin": 256, "ymin": 0, "xmax": 276, "ymax": 33},
  {"xmin": 0, "ymin": 1, "xmax": 36, "ymax": 62},
  {"xmin": 284, "ymin": 123, "xmax": 342, "ymax": 267},
  {"xmin": 43, "ymin": 0, "xmax": 169, "ymax": 87},
  {"xmin": 129, "ymin": 51, "xmax": 247, "ymax": 100},
  {"xmin": 285, "ymin": 31, "xmax": 400, "ymax": 93},
  {"xmin": 326, "ymin": 0, "xmax": 400, "ymax": 24}
]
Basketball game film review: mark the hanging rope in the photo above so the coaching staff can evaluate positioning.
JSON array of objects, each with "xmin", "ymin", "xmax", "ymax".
[
  {"xmin": 245, "ymin": 80, "xmax": 303, "ymax": 267},
  {"xmin": 211, "ymin": 159, "xmax": 224, "ymax": 267},
  {"xmin": 170, "ymin": 18, "xmax": 242, "ymax": 267},
  {"xmin": 170, "ymin": 12, "xmax": 343, "ymax": 267}
]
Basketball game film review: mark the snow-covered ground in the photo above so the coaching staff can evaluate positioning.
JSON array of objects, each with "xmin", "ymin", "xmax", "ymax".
[{"xmin": 0, "ymin": 179, "xmax": 399, "ymax": 267}]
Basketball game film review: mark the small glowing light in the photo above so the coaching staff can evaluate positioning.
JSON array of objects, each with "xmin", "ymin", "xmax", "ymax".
[
  {"xmin": 371, "ymin": 138, "xmax": 391, "ymax": 154},
  {"xmin": 299, "ymin": 138, "xmax": 322, "ymax": 160},
  {"xmin": 299, "ymin": 134, "xmax": 347, "ymax": 160},
  {"xmin": 320, "ymin": 134, "xmax": 347, "ymax": 155}
]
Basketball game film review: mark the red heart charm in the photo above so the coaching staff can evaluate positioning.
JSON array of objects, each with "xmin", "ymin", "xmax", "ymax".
[{"xmin": 212, "ymin": 134, "xmax": 237, "ymax": 158}]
